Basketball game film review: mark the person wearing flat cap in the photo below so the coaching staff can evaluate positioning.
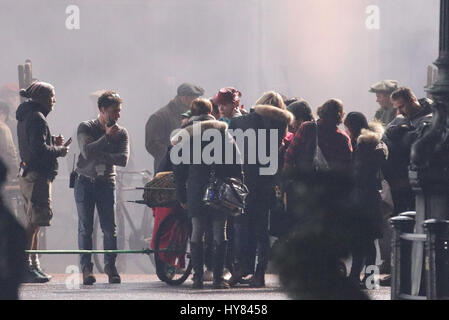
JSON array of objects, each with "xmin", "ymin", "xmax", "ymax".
[
  {"xmin": 145, "ymin": 83, "xmax": 204, "ymax": 172},
  {"xmin": 369, "ymin": 80, "xmax": 399, "ymax": 126}
]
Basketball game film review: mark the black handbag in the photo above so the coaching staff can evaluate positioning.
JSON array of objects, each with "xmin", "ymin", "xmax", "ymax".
[{"xmin": 203, "ymin": 169, "xmax": 249, "ymax": 217}]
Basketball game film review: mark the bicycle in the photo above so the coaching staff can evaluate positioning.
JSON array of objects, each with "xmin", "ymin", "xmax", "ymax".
[{"xmin": 152, "ymin": 207, "xmax": 192, "ymax": 285}]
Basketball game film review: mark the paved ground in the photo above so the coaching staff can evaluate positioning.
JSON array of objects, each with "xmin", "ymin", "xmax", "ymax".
[{"xmin": 18, "ymin": 274, "xmax": 390, "ymax": 300}]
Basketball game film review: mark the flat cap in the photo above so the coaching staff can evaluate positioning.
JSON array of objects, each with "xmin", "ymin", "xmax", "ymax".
[
  {"xmin": 177, "ymin": 83, "xmax": 205, "ymax": 97},
  {"xmin": 369, "ymin": 80, "xmax": 399, "ymax": 93}
]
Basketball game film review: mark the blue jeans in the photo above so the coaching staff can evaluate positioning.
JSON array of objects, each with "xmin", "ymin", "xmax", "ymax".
[
  {"xmin": 234, "ymin": 192, "xmax": 271, "ymax": 274},
  {"xmin": 74, "ymin": 177, "xmax": 117, "ymax": 269}
]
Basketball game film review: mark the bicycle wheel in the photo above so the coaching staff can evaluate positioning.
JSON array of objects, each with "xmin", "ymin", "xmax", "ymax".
[{"xmin": 154, "ymin": 212, "xmax": 192, "ymax": 285}]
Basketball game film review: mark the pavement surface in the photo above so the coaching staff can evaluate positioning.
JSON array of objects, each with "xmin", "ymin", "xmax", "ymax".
[{"xmin": 18, "ymin": 274, "xmax": 391, "ymax": 300}]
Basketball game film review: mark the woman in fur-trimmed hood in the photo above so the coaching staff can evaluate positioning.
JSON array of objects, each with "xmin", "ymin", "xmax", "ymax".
[
  {"xmin": 344, "ymin": 112, "xmax": 388, "ymax": 288},
  {"xmin": 172, "ymin": 98, "xmax": 242, "ymax": 290},
  {"xmin": 228, "ymin": 91, "xmax": 294, "ymax": 288}
]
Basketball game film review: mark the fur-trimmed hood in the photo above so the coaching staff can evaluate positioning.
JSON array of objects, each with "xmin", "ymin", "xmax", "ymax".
[
  {"xmin": 254, "ymin": 104, "xmax": 294, "ymax": 125},
  {"xmin": 357, "ymin": 121, "xmax": 385, "ymax": 148},
  {"xmin": 357, "ymin": 121, "xmax": 385, "ymax": 146},
  {"xmin": 170, "ymin": 119, "xmax": 228, "ymax": 146}
]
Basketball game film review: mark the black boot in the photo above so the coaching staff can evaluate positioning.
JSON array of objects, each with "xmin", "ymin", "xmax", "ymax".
[
  {"xmin": 249, "ymin": 264, "xmax": 265, "ymax": 288},
  {"xmin": 190, "ymin": 242, "xmax": 204, "ymax": 289},
  {"xmin": 23, "ymin": 265, "xmax": 50, "ymax": 283},
  {"xmin": 30, "ymin": 255, "xmax": 52, "ymax": 282},
  {"xmin": 82, "ymin": 263, "xmax": 96, "ymax": 285},
  {"xmin": 213, "ymin": 241, "xmax": 230, "ymax": 289},
  {"xmin": 228, "ymin": 261, "xmax": 245, "ymax": 287},
  {"xmin": 104, "ymin": 263, "xmax": 121, "ymax": 284}
]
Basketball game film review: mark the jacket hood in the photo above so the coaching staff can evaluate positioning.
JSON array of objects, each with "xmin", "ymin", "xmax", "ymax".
[
  {"xmin": 16, "ymin": 100, "xmax": 48, "ymax": 121},
  {"xmin": 253, "ymin": 104, "xmax": 294, "ymax": 125},
  {"xmin": 171, "ymin": 119, "xmax": 228, "ymax": 146},
  {"xmin": 357, "ymin": 121, "xmax": 385, "ymax": 146}
]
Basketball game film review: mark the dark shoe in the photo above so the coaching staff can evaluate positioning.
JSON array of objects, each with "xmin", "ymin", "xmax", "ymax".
[
  {"xmin": 82, "ymin": 263, "xmax": 96, "ymax": 285},
  {"xmin": 29, "ymin": 255, "xmax": 52, "ymax": 281},
  {"xmin": 213, "ymin": 279, "xmax": 230, "ymax": 289},
  {"xmin": 104, "ymin": 264, "xmax": 121, "ymax": 284},
  {"xmin": 190, "ymin": 242, "xmax": 204, "ymax": 289},
  {"xmin": 379, "ymin": 274, "xmax": 391, "ymax": 287},
  {"xmin": 212, "ymin": 241, "xmax": 230, "ymax": 289},
  {"xmin": 228, "ymin": 263, "xmax": 244, "ymax": 287},
  {"xmin": 249, "ymin": 266, "xmax": 265, "ymax": 288},
  {"xmin": 378, "ymin": 261, "xmax": 391, "ymax": 274},
  {"xmin": 32, "ymin": 265, "xmax": 53, "ymax": 281},
  {"xmin": 23, "ymin": 266, "xmax": 50, "ymax": 283}
]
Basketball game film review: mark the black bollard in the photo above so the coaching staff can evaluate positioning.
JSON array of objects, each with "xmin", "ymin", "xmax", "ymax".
[
  {"xmin": 399, "ymin": 211, "xmax": 416, "ymax": 220},
  {"xmin": 423, "ymin": 219, "xmax": 449, "ymax": 300},
  {"xmin": 390, "ymin": 216, "xmax": 415, "ymax": 300}
]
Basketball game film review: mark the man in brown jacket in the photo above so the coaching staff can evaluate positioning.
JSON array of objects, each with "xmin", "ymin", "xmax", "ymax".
[{"xmin": 145, "ymin": 83, "xmax": 204, "ymax": 172}]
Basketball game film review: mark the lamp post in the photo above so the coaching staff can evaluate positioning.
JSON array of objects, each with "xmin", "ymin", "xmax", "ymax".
[{"xmin": 406, "ymin": 0, "xmax": 449, "ymax": 299}]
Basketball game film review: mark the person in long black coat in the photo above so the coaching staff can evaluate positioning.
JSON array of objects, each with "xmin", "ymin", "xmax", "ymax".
[
  {"xmin": 344, "ymin": 113, "xmax": 388, "ymax": 286},
  {"xmin": 228, "ymin": 91, "xmax": 294, "ymax": 287},
  {"xmin": 172, "ymin": 98, "xmax": 242, "ymax": 289}
]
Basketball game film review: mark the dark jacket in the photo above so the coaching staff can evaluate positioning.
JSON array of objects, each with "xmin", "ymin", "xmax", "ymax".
[
  {"xmin": 353, "ymin": 122, "xmax": 388, "ymax": 239},
  {"xmin": 229, "ymin": 105, "xmax": 293, "ymax": 196},
  {"xmin": 382, "ymin": 98, "xmax": 433, "ymax": 192},
  {"xmin": 16, "ymin": 101, "xmax": 65, "ymax": 180},
  {"xmin": 284, "ymin": 119, "xmax": 353, "ymax": 174},
  {"xmin": 172, "ymin": 118, "xmax": 242, "ymax": 218},
  {"xmin": 145, "ymin": 98, "xmax": 189, "ymax": 171}
]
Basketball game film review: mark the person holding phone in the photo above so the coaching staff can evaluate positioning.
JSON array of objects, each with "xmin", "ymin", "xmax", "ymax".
[
  {"xmin": 74, "ymin": 91, "xmax": 129, "ymax": 285},
  {"xmin": 16, "ymin": 81, "xmax": 69, "ymax": 283}
]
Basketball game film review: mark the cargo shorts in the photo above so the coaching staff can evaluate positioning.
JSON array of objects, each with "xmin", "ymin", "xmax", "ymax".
[{"xmin": 19, "ymin": 171, "xmax": 53, "ymax": 227}]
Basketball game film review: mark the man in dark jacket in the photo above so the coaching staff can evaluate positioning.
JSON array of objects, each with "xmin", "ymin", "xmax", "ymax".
[
  {"xmin": 382, "ymin": 87, "xmax": 433, "ymax": 216},
  {"xmin": 228, "ymin": 91, "xmax": 293, "ymax": 287},
  {"xmin": 380, "ymin": 87, "xmax": 433, "ymax": 287},
  {"xmin": 145, "ymin": 83, "xmax": 204, "ymax": 172},
  {"xmin": 16, "ymin": 81, "xmax": 69, "ymax": 283}
]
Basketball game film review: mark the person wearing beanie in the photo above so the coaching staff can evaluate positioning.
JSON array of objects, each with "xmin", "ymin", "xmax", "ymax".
[{"xmin": 16, "ymin": 81, "xmax": 70, "ymax": 283}]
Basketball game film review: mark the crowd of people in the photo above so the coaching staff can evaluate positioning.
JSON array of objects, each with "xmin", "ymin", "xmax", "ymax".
[{"xmin": 0, "ymin": 77, "xmax": 434, "ymax": 296}]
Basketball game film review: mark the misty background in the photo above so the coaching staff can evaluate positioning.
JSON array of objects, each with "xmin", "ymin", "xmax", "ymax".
[{"xmin": 0, "ymin": 0, "xmax": 440, "ymax": 273}]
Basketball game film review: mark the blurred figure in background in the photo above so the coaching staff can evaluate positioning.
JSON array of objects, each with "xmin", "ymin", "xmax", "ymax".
[
  {"xmin": 146, "ymin": 83, "xmax": 204, "ymax": 172},
  {"xmin": 284, "ymin": 99, "xmax": 352, "ymax": 173},
  {"xmin": 0, "ymin": 158, "xmax": 27, "ymax": 300},
  {"xmin": 344, "ymin": 112, "xmax": 387, "ymax": 288},
  {"xmin": 0, "ymin": 83, "xmax": 20, "ymax": 147},
  {"xmin": 369, "ymin": 80, "xmax": 399, "ymax": 126},
  {"xmin": 0, "ymin": 100, "xmax": 19, "ymax": 184}
]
